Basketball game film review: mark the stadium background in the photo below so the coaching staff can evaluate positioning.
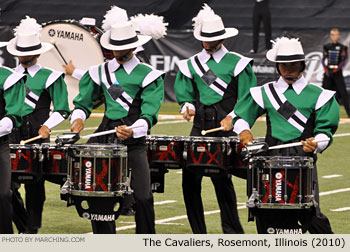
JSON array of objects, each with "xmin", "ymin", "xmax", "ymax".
[{"xmin": 0, "ymin": 0, "xmax": 349, "ymax": 233}]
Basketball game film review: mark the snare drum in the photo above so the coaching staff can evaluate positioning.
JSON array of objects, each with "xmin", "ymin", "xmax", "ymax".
[
  {"xmin": 42, "ymin": 143, "xmax": 68, "ymax": 185},
  {"xmin": 184, "ymin": 136, "xmax": 232, "ymax": 177},
  {"xmin": 10, "ymin": 144, "xmax": 44, "ymax": 183},
  {"xmin": 38, "ymin": 20, "xmax": 106, "ymax": 109},
  {"xmin": 146, "ymin": 135, "xmax": 185, "ymax": 169},
  {"xmin": 67, "ymin": 144, "xmax": 128, "ymax": 197},
  {"xmin": 247, "ymin": 156, "xmax": 315, "ymax": 209}
]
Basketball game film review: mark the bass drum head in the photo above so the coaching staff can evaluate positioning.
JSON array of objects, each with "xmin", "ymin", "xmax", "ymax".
[{"xmin": 38, "ymin": 20, "xmax": 105, "ymax": 109}]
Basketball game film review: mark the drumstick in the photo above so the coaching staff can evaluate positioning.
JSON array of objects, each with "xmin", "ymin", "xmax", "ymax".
[
  {"xmin": 81, "ymin": 125, "xmax": 143, "ymax": 139},
  {"xmin": 50, "ymin": 39, "xmax": 68, "ymax": 64},
  {"xmin": 268, "ymin": 137, "xmax": 331, "ymax": 150},
  {"xmin": 20, "ymin": 135, "xmax": 43, "ymax": 145},
  {"xmin": 201, "ymin": 126, "xmax": 224, "ymax": 136}
]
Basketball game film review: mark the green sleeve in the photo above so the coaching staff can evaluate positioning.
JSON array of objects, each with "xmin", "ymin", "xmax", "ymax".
[
  {"xmin": 174, "ymin": 71, "xmax": 196, "ymax": 108},
  {"xmin": 72, "ymin": 71, "xmax": 101, "ymax": 118},
  {"xmin": 237, "ymin": 64, "xmax": 257, "ymax": 100},
  {"xmin": 233, "ymin": 88, "xmax": 265, "ymax": 128},
  {"xmin": 47, "ymin": 76, "xmax": 70, "ymax": 117},
  {"xmin": 140, "ymin": 77, "xmax": 164, "ymax": 127},
  {"xmin": 314, "ymin": 96, "xmax": 339, "ymax": 146},
  {"xmin": 4, "ymin": 78, "xmax": 26, "ymax": 127}
]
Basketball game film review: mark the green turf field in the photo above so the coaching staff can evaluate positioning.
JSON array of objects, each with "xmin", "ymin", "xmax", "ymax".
[{"xmin": 15, "ymin": 104, "xmax": 350, "ymax": 234}]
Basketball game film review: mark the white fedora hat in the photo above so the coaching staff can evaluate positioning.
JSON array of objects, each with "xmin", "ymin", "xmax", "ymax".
[
  {"xmin": 100, "ymin": 21, "xmax": 152, "ymax": 51},
  {"xmin": 266, "ymin": 37, "xmax": 313, "ymax": 63},
  {"xmin": 0, "ymin": 42, "xmax": 8, "ymax": 48},
  {"xmin": 193, "ymin": 15, "xmax": 238, "ymax": 42},
  {"xmin": 7, "ymin": 32, "xmax": 53, "ymax": 56}
]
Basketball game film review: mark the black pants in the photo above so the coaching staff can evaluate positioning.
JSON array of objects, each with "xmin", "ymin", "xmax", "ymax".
[
  {"xmin": 323, "ymin": 71, "xmax": 350, "ymax": 117},
  {"xmin": 10, "ymin": 130, "xmax": 48, "ymax": 233},
  {"xmin": 182, "ymin": 127, "xmax": 243, "ymax": 234},
  {"xmin": 0, "ymin": 140, "xmax": 13, "ymax": 234},
  {"xmin": 252, "ymin": 2, "xmax": 272, "ymax": 52}
]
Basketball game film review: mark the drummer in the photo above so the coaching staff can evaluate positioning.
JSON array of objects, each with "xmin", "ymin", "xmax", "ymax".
[
  {"xmin": 174, "ymin": 4, "xmax": 257, "ymax": 234},
  {"xmin": 7, "ymin": 16, "xmax": 70, "ymax": 234},
  {"xmin": 70, "ymin": 17, "xmax": 164, "ymax": 233},
  {"xmin": 231, "ymin": 37, "xmax": 339, "ymax": 233},
  {"xmin": 0, "ymin": 42, "xmax": 26, "ymax": 234}
]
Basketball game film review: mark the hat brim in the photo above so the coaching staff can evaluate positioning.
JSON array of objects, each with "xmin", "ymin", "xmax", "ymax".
[
  {"xmin": 266, "ymin": 48, "xmax": 316, "ymax": 62},
  {"xmin": 194, "ymin": 27, "xmax": 238, "ymax": 42},
  {"xmin": 100, "ymin": 30, "xmax": 152, "ymax": 51},
  {"xmin": 7, "ymin": 38, "xmax": 53, "ymax": 56},
  {"xmin": 0, "ymin": 42, "xmax": 8, "ymax": 48}
]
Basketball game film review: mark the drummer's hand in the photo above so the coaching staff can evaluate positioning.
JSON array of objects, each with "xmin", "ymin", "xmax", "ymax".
[
  {"xmin": 116, "ymin": 125, "xmax": 133, "ymax": 140},
  {"xmin": 183, "ymin": 109, "xmax": 195, "ymax": 121},
  {"xmin": 38, "ymin": 125, "xmax": 50, "ymax": 139},
  {"xmin": 220, "ymin": 116, "xmax": 233, "ymax": 131},
  {"xmin": 239, "ymin": 130, "xmax": 253, "ymax": 146},
  {"xmin": 71, "ymin": 118, "xmax": 84, "ymax": 133},
  {"xmin": 301, "ymin": 137, "xmax": 317, "ymax": 152},
  {"xmin": 62, "ymin": 60, "xmax": 75, "ymax": 76}
]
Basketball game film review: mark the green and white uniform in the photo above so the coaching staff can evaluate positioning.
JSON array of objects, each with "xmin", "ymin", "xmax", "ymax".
[
  {"xmin": 71, "ymin": 56, "xmax": 164, "ymax": 137},
  {"xmin": 175, "ymin": 46, "xmax": 256, "ymax": 119},
  {"xmin": 15, "ymin": 64, "xmax": 70, "ymax": 130},
  {"xmin": 233, "ymin": 76, "xmax": 339, "ymax": 152},
  {"xmin": 0, "ymin": 66, "xmax": 26, "ymax": 135}
]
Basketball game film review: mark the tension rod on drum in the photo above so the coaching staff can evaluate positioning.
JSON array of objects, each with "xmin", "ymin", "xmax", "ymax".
[
  {"xmin": 50, "ymin": 39, "xmax": 68, "ymax": 64},
  {"xmin": 81, "ymin": 125, "xmax": 143, "ymax": 139}
]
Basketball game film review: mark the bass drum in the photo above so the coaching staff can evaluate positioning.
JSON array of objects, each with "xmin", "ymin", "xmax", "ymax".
[{"xmin": 38, "ymin": 20, "xmax": 107, "ymax": 109}]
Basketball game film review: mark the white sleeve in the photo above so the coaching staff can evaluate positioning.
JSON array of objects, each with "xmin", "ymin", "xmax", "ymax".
[
  {"xmin": 70, "ymin": 109, "xmax": 87, "ymax": 124},
  {"xmin": 0, "ymin": 117, "xmax": 13, "ymax": 137},
  {"xmin": 130, "ymin": 119, "xmax": 148, "ymax": 138},
  {"xmin": 233, "ymin": 119, "xmax": 251, "ymax": 134},
  {"xmin": 314, "ymin": 133, "xmax": 330, "ymax": 153},
  {"xmin": 43, "ymin": 112, "xmax": 66, "ymax": 129},
  {"xmin": 72, "ymin": 68, "xmax": 87, "ymax": 80},
  {"xmin": 180, "ymin": 103, "xmax": 196, "ymax": 113},
  {"xmin": 227, "ymin": 110, "xmax": 236, "ymax": 118}
]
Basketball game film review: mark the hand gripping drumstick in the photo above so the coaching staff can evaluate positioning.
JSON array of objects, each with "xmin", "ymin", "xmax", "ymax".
[
  {"xmin": 20, "ymin": 135, "xmax": 43, "ymax": 145},
  {"xmin": 81, "ymin": 125, "xmax": 143, "ymax": 139},
  {"xmin": 50, "ymin": 39, "xmax": 68, "ymax": 65},
  {"xmin": 201, "ymin": 126, "xmax": 224, "ymax": 136},
  {"xmin": 268, "ymin": 137, "xmax": 331, "ymax": 150}
]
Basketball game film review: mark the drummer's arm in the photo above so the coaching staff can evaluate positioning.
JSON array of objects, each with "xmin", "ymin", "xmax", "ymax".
[
  {"xmin": 174, "ymin": 70, "xmax": 196, "ymax": 121},
  {"xmin": 70, "ymin": 73, "xmax": 101, "ymax": 133},
  {"xmin": 63, "ymin": 60, "xmax": 86, "ymax": 80},
  {"xmin": 312, "ymin": 95, "xmax": 339, "ymax": 153}
]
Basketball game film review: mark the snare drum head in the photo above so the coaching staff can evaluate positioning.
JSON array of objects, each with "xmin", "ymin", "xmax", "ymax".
[{"xmin": 38, "ymin": 20, "xmax": 105, "ymax": 109}]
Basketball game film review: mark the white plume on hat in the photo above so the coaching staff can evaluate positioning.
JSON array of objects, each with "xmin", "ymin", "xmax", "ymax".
[
  {"xmin": 14, "ymin": 16, "xmax": 42, "ymax": 36},
  {"xmin": 271, "ymin": 37, "xmax": 300, "ymax": 50},
  {"xmin": 192, "ymin": 3, "xmax": 216, "ymax": 31},
  {"xmin": 131, "ymin": 14, "xmax": 168, "ymax": 39},
  {"xmin": 102, "ymin": 6, "xmax": 128, "ymax": 32}
]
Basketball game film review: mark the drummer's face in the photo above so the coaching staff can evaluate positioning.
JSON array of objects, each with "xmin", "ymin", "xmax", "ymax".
[
  {"xmin": 113, "ymin": 49, "xmax": 134, "ymax": 64},
  {"xmin": 19, "ymin": 55, "xmax": 39, "ymax": 67}
]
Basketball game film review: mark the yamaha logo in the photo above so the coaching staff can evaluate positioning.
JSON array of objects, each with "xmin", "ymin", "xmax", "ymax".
[
  {"xmin": 85, "ymin": 161, "xmax": 92, "ymax": 168},
  {"xmin": 267, "ymin": 227, "xmax": 275, "ymax": 234},
  {"xmin": 48, "ymin": 29, "xmax": 56, "ymax": 37}
]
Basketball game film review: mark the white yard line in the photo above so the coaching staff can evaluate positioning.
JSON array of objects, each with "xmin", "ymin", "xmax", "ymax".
[
  {"xmin": 331, "ymin": 207, "xmax": 350, "ymax": 212},
  {"xmin": 319, "ymin": 188, "xmax": 350, "ymax": 196},
  {"xmin": 322, "ymin": 174, "xmax": 343, "ymax": 179},
  {"xmin": 154, "ymin": 200, "xmax": 177, "ymax": 205}
]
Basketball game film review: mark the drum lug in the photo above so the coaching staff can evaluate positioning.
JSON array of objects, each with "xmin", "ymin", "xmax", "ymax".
[
  {"xmin": 207, "ymin": 143, "xmax": 211, "ymax": 152},
  {"xmin": 170, "ymin": 142, "xmax": 174, "ymax": 152},
  {"xmin": 39, "ymin": 149, "xmax": 44, "ymax": 162},
  {"xmin": 247, "ymin": 189, "xmax": 258, "ymax": 208},
  {"xmin": 33, "ymin": 149, "xmax": 37, "ymax": 159},
  {"xmin": 227, "ymin": 147, "xmax": 232, "ymax": 156},
  {"xmin": 183, "ymin": 142, "xmax": 188, "ymax": 160},
  {"xmin": 18, "ymin": 148, "xmax": 22, "ymax": 159},
  {"xmin": 222, "ymin": 143, "xmax": 226, "ymax": 153},
  {"xmin": 191, "ymin": 142, "xmax": 195, "ymax": 152}
]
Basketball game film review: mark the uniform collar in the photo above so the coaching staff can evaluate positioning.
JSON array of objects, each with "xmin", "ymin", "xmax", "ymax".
[
  {"xmin": 197, "ymin": 45, "xmax": 228, "ymax": 64},
  {"xmin": 275, "ymin": 75, "xmax": 307, "ymax": 95},
  {"xmin": 16, "ymin": 63, "xmax": 41, "ymax": 77},
  {"xmin": 109, "ymin": 55, "xmax": 140, "ymax": 75}
]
